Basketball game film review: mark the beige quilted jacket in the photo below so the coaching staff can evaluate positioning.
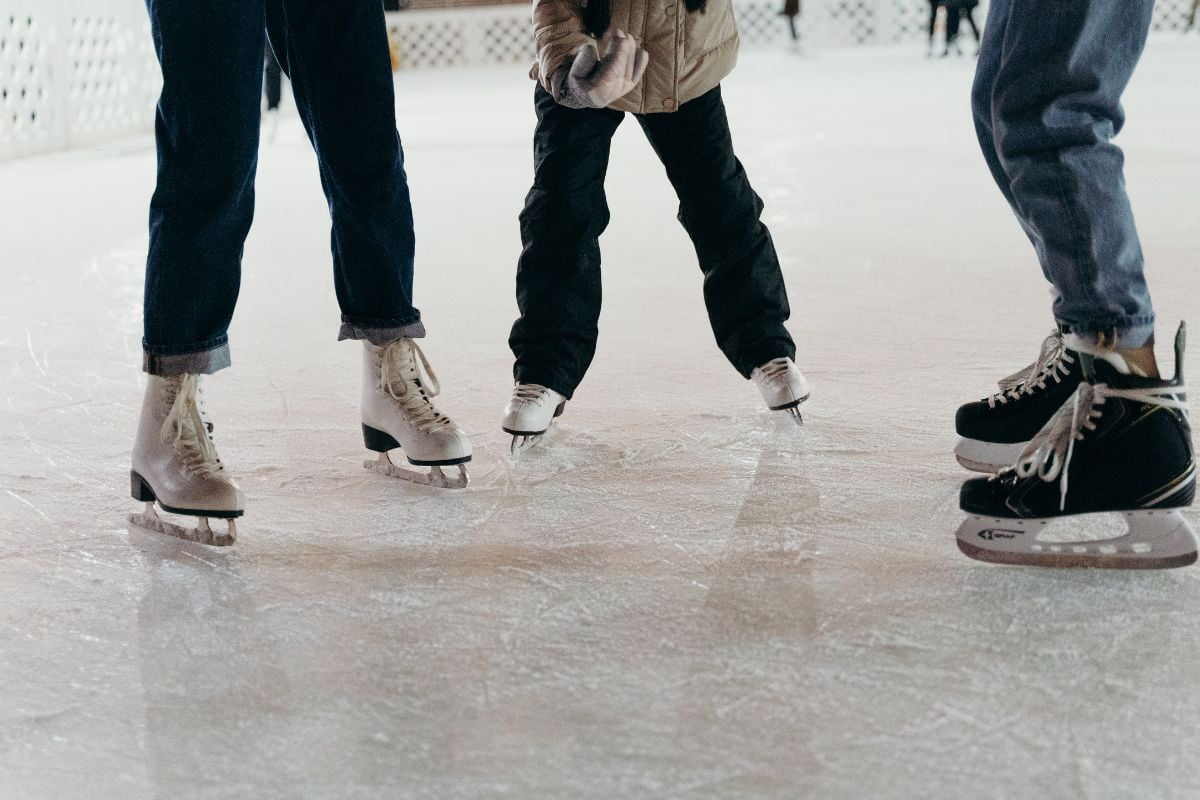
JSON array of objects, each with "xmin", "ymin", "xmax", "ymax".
[{"xmin": 529, "ymin": 0, "xmax": 740, "ymax": 114}]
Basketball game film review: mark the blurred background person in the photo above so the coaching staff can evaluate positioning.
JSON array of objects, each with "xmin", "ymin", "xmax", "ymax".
[
  {"xmin": 781, "ymin": 0, "xmax": 802, "ymax": 51},
  {"xmin": 942, "ymin": 0, "xmax": 981, "ymax": 57}
]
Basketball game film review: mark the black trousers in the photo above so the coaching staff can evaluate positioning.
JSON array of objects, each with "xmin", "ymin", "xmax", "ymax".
[{"xmin": 510, "ymin": 84, "xmax": 796, "ymax": 399}]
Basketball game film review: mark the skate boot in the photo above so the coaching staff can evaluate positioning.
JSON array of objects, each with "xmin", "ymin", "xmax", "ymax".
[
  {"xmin": 751, "ymin": 357, "xmax": 810, "ymax": 424},
  {"xmin": 502, "ymin": 383, "xmax": 566, "ymax": 456},
  {"xmin": 956, "ymin": 323, "xmax": 1196, "ymax": 569},
  {"xmin": 955, "ymin": 331, "xmax": 1083, "ymax": 472},
  {"xmin": 130, "ymin": 374, "xmax": 243, "ymax": 546},
  {"xmin": 361, "ymin": 339, "xmax": 472, "ymax": 489}
]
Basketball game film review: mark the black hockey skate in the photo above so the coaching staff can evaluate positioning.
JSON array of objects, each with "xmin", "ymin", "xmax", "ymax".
[
  {"xmin": 954, "ymin": 332, "xmax": 1083, "ymax": 472},
  {"xmin": 956, "ymin": 323, "xmax": 1196, "ymax": 569}
]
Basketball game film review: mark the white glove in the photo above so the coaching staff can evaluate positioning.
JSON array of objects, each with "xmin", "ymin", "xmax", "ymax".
[{"xmin": 551, "ymin": 29, "xmax": 649, "ymax": 110}]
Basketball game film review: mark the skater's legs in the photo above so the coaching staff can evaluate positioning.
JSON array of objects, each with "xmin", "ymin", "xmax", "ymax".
[
  {"xmin": 987, "ymin": 0, "xmax": 1156, "ymax": 347},
  {"xmin": 266, "ymin": 0, "xmax": 424, "ymax": 345},
  {"xmin": 509, "ymin": 85, "xmax": 624, "ymax": 400},
  {"xmin": 637, "ymin": 85, "xmax": 795, "ymax": 378},
  {"xmin": 142, "ymin": 0, "xmax": 267, "ymax": 376}
]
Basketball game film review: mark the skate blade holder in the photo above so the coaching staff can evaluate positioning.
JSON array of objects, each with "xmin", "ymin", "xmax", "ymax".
[
  {"xmin": 956, "ymin": 509, "xmax": 1198, "ymax": 570},
  {"xmin": 364, "ymin": 451, "xmax": 469, "ymax": 489},
  {"xmin": 508, "ymin": 432, "xmax": 545, "ymax": 457},
  {"xmin": 769, "ymin": 395, "xmax": 808, "ymax": 426},
  {"xmin": 129, "ymin": 503, "xmax": 237, "ymax": 547}
]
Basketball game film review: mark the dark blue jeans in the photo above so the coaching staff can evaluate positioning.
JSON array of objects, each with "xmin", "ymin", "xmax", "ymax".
[
  {"xmin": 972, "ymin": 0, "xmax": 1156, "ymax": 347},
  {"xmin": 142, "ymin": 0, "xmax": 423, "ymax": 376},
  {"xmin": 510, "ymin": 84, "xmax": 796, "ymax": 399}
]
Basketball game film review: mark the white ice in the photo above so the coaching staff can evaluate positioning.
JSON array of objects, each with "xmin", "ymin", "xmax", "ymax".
[{"xmin": 2, "ymin": 40, "xmax": 1199, "ymax": 799}]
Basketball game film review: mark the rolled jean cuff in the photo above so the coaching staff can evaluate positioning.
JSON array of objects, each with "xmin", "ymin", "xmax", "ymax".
[
  {"xmin": 1060, "ymin": 316, "xmax": 1156, "ymax": 350},
  {"xmin": 142, "ymin": 339, "xmax": 231, "ymax": 376},
  {"xmin": 338, "ymin": 317, "xmax": 426, "ymax": 346}
]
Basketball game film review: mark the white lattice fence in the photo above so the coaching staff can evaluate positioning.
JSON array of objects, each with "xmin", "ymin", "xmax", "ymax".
[{"xmin": 0, "ymin": 0, "xmax": 158, "ymax": 160}]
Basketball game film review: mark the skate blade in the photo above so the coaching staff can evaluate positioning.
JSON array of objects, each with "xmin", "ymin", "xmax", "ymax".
[
  {"xmin": 770, "ymin": 395, "xmax": 808, "ymax": 426},
  {"xmin": 509, "ymin": 433, "xmax": 544, "ymax": 457},
  {"xmin": 954, "ymin": 438, "xmax": 1027, "ymax": 474},
  {"xmin": 955, "ymin": 509, "xmax": 1198, "ymax": 570},
  {"xmin": 129, "ymin": 504, "xmax": 237, "ymax": 547},
  {"xmin": 364, "ymin": 454, "xmax": 469, "ymax": 489}
]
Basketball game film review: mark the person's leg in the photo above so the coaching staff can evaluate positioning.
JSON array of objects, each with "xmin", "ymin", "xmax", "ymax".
[
  {"xmin": 1189, "ymin": 0, "xmax": 1199, "ymax": 30},
  {"xmin": 943, "ymin": 5, "xmax": 961, "ymax": 54},
  {"xmin": 990, "ymin": 0, "xmax": 1156, "ymax": 354},
  {"xmin": 142, "ymin": 0, "xmax": 266, "ymax": 376},
  {"xmin": 509, "ymin": 86, "xmax": 624, "ymax": 400},
  {"xmin": 964, "ymin": 6, "xmax": 981, "ymax": 47},
  {"xmin": 927, "ymin": 0, "xmax": 938, "ymax": 53},
  {"xmin": 266, "ymin": 0, "xmax": 423, "ymax": 345},
  {"xmin": 636, "ymin": 86, "xmax": 795, "ymax": 378},
  {"xmin": 264, "ymin": 47, "xmax": 282, "ymax": 111},
  {"xmin": 972, "ymin": 0, "xmax": 1046, "ymax": 257}
]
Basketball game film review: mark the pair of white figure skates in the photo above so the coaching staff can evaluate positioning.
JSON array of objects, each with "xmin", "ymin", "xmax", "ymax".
[{"xmin": 129, "ymin": 341, "xmax": 809, "ymax": 546}]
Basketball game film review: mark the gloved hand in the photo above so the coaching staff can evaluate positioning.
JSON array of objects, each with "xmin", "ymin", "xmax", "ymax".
[{"xmin": 551, "ymin": 29, "xmax": 649, "ymax": 110}]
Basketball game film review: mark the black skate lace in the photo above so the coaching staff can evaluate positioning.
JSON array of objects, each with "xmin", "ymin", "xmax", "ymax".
[
  {"xmin": 380, "ymin": 339, "xmax": 455, "ymax": 434},
  {"xmin": 1012, "ymin": 380, "xmax": 1189, "ymax": 510},
  {"xmin": 987, "ymin": 333, "xmax": 1074, "ymax": 408},
  {"xmin": 160, "ymin": 374, "xmax": 226, "ymax": 479}
]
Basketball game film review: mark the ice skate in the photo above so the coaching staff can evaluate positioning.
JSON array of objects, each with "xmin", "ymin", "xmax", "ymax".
[
  {"xmin": 502, "ymin": 383, "xmax": 566, "ymax": 456},
  {"xmin": 129, "ymin": 374, "xmax": 243, "ymax": 546},
  {"xmin": 954, "ymin": 331, "xmax": 1082, "ymax": 472},
  {"xmin": 361, "ymin": 339, "xmax": 472, "ymax": 489},
  {"xmin": 956, "ymin": 324, "xmax": 1196, "ymax": 569},
  {"xmin": 751, "ymin": 357, "xmax": 809, "ymax": 424}
]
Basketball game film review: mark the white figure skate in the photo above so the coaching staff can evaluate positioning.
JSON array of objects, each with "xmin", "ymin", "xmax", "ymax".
[
  {"xmin": 502, "ymin": 383, "xmax": 566, "ymax": 456},
  {"xmin": 129, "ymin": 374, "xmax": 243, "ymax": 546},
  {"xmin": 751, "ymin": 357, "xmax": 810, "ymax": 424},
  {"xmin": 361, "ymin": 339, "xmax": 472, "ymax": 489}
]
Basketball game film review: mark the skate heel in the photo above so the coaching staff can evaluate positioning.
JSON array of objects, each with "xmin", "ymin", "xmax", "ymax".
[
  {"xmin": 131, "ymin": 471, "xmax": 156, "ymax": 502},
  {"xmin": 362, "ymin": 424, "xmax": 401, "ymax": 453}
]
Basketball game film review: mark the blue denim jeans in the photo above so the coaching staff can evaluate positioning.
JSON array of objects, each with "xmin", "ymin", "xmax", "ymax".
[
  {"xmin": 972, "ymin": 0, "xmax": 1156, "ymax": 348},
  {"xmin": 142, "ymin": 0, "xmax": 424, "ymax": 376}
]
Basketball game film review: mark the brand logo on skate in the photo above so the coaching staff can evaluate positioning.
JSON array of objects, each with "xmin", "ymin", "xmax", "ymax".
[{"xmin": 978, "ymin": 529, "xmax": 1023, "ymax": 540}]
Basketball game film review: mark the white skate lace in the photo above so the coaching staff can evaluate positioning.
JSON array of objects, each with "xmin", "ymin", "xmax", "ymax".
[
  {"xmin": 380, "ymin": 339, "xmax": 455, "ymax": 434},
  {"xmin": 988, "ymin": 333, "xmax": 1074, "ymax": 408},
  {"xmin": 512, "ymin": 383, "xmax": 553, "ymax": 404},
  {"xmin": 1013, "ymin": 380, "xmax": 1189, "ymax": 510},
  {"xmin": 757, "ymin": 358, "xmax": 793, "ymax": 385},
  {"xmin": 160, "ymin": 374, "xmax": 226, "ymax": 478}
]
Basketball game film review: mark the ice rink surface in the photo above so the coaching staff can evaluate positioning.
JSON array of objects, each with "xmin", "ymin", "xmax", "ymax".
[{"xmin": 2, "ymin": 39, "xmax": 1199, "ymax": 799}]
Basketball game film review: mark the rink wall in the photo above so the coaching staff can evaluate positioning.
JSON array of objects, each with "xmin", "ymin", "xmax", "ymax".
[{"xmin": 2, "ymin": 0, "xmax": 1196, "ymax": 161}]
